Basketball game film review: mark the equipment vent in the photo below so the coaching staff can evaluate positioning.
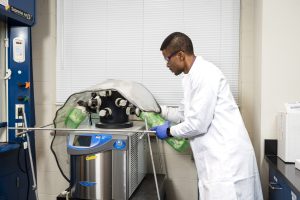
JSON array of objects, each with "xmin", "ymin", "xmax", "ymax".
[{"xmin": 129, "ymin": 133, "xmax": 139, "ymax": 196}]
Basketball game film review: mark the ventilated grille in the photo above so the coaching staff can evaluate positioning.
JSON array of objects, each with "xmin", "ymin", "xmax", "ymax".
[{"xmin": 128, "ymin": 132, "xmax": 147, "ymax": 196}]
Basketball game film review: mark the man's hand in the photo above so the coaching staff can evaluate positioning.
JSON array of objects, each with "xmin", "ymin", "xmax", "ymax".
[{"xmin": 150, "ymin": 121, "xmax": 171, "ymax": 139}]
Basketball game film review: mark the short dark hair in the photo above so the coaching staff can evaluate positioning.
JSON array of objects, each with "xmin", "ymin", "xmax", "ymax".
[{"xmin": 160, "ymin": 32, "xmax": 194, "ymax": 55}]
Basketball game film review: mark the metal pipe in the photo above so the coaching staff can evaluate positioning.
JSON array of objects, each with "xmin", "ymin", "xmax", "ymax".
[
  {"xmin": 145, "ymin": 119, "xmax": 161, "ymax": 200},
  {"xmin": 4, "ymin": 22, "xmax": 9, "ymax": 141},
  {"xmin": 21, "ymin": 108, "xmax": 39, "ymax": 200},
  {"xmin": 8, "ymin": 126, "xmax": 156, "ymax": 136},
  {"xmin": 156, "ymin": 136, "xmax": 165, "ymax": 174},
  {"xmin": 39, "ymin": 123, "xmax": 54, "ymax": 128}
]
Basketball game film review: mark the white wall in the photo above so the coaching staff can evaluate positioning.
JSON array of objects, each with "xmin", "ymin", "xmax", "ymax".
[
  {"xmin": 260, "ymin": 0, "xmax": 300, "ymax": 138},
  {"xmin": 240, "ymin": 0, "xmax": 255, "ymax": 142},
  {"xmin": 253, "ymin": 0, "xmax": 300, "ymax": 198},
  {"xmin": 32, "ymin": 0, "xmax": 69, "ymax": 199},
  {"xmin": 32, "ymin": 0, "xmax": 258, "ymax": 200}
]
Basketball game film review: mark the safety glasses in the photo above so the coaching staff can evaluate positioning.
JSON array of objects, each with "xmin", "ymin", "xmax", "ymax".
[{"xmin": 165, "ymin": 50, "xmax": 181, "ymax": 63}]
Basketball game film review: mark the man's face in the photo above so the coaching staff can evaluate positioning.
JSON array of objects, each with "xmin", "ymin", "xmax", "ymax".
[{"xmin": 162, "ymin": 49, "xmax": 184, "ymax": 76}]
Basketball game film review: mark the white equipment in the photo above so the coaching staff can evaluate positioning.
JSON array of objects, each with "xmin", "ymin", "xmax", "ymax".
[
  {"xmin": 295, "ymin": 159, "xmax": 300, "ymax": 170},
  {"xmin": 277, "ymin": 102, "xmax": 300, "ymax": 163}
]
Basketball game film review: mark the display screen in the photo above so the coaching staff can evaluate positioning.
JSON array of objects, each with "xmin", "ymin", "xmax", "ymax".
[{"xmin": 73, "ymin": 135, "xmax": 92, "ymax": 147}]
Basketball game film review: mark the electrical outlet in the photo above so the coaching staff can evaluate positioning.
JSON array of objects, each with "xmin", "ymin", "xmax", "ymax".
[
  {"xmin": 15, "ymin": 104, "xmax": 25, "ymax": 119},
  {"xmin": 15, "ymin": 104, "xmax": 25, "ymax": 136}
]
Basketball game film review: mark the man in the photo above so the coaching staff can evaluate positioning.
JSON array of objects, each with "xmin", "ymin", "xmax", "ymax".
[{"xmin": 151, "ymin": 32, "xmax": 263, "ymax": 200}]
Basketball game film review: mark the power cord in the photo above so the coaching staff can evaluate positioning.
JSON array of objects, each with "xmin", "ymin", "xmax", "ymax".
[
  {"xmin": 17, "ymin": 143, "xmax": 26, "ymax": 173},
  {"xmin": 17, "ymin": 113, "xmax": 30, "ymax": 200},
  {"xmin": 17, "ymin": 141, "xmax": 30, "ymax": 200},
  {"xmin": 50, "ymin": 130, "xmax": 70, "ymax": 183}
]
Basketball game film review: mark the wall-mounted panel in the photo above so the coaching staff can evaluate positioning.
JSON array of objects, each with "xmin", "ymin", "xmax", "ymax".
[{"xmin": 0, "ymin": 0, "xmax": 35, "ymax": 26}]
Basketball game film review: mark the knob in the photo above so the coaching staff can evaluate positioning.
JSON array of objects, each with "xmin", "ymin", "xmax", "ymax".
[
  {"xmin": 115, "ymin": 98, "xmax": 127, "ymax": 107},
  {"xmin": 113, "ymin": 140, "xmax": 126, "ymax": 150},
  {"xmin": 18, "ymin": 82, "xmax": 30, "ymax": 88},
  {"xmin": 135, "ymin": 108, "xmax": 141, "ymax": 116},
  {"xmin": 99, "ymin": 90, "xmax": 112, "ymax": 97},
  {"xmin": 18, "ymin": 96, "xmax": 29, "ymax": 102},
  {"xmin": 99, "ymin": 108, "xmax": 112, "ymax": 117},
  {"xmin": 89, "ymin": 99, "xmax": 98, "ymax": 107},
  {"xmin": 91, "ymin": 92, "xmax": 97, "ymax": 98},
  {"xmin": 126, "ymin": 106, "xmax": 136, "ymax": 115}
]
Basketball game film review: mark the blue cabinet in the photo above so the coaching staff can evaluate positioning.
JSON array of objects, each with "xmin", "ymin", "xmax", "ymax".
[
  {"xmin": 269, "ymin": 167, "xmax": 300, "ymax": 200},
  {"xmin": 0, "ymin": 145, "xmax": 31, "ymax": 200},
  {"xmin": 0, "ymin": 172, "xmax": 28, "ymax": 200}
]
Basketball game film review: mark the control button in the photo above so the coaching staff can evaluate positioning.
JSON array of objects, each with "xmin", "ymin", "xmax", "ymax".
[
  {"xmin": 18, "ymin": 96, "xmax": 29, "ymax": 102},
  {"xmin": 17, "ymin": 96, "xmax": 24, "ymax": 101},
  {"xmin": 25, "ymin": 82, "xmax": 30, "ymax": 88},
  {"xmin": 18, "ymin": 82, "xmax": 30, "ymax": 89},
  {"xmin": 18, "ymin": 82, "xmax": 25, "ymax": 87},
  {"xmin": 113, "ymin": 140, "xmax": 126, "ymax": 150}
]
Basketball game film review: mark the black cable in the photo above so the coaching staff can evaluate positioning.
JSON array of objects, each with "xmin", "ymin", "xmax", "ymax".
[
  {"xmin": 89, "ymin": 113, "xmax": 92, "ymax": 126},
  {"xmin": 17, "ymin": 111, "xmax": 30, "ymax": 200},
  {"xmin": 19, "ymin": 109, "xmax": 34, "ymax": 200},
  {"xmin": 49, "ymin": 100, "xmax": 71, "ymax": 183},
  {"xmin": 50, "ymin": 130, "xmax": 70, "ymax": 183},
  {"xmin": 51, "ymin": 91, "xmax": 99, "ymax": 184},
  {"xmin": 24, "ymin": 145, "xmax": 30, "ymax": 200},
  {"xmin": 17, "ymin": 143, "xmax": 26, "ymax": 173},
  {"xmin": 16, "ymin": 141, "xmax": 30, "ymax": 200}
]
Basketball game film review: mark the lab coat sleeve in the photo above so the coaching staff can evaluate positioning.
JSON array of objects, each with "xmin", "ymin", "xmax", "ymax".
[
  {"xmin": 170, "ymin": 75, "xmax": 219, "ymax": 138},
  {"xmin": 160, "ymin": 101, "xmax": 184, "ymax": 124}
]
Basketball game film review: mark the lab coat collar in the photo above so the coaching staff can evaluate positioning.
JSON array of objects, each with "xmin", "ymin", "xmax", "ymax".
[{"xmin": 187, "ymin": 56, "xmax": 202, "ymax": 76}]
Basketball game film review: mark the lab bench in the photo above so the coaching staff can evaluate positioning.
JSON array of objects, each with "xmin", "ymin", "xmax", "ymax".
[{"xmin": 265, "ymin": 140, "xmax": 300, "ymax": 200}]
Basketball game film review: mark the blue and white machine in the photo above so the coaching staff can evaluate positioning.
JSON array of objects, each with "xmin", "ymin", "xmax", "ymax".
[
  {"xmin": 0, "ymin": 1, "xmax": 37, "ymax": 200},
  {"xmin": 68, "ymin": 134, "xmax": 125, "ymax": 154}
]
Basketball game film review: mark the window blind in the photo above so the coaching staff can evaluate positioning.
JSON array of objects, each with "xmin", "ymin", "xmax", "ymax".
[{"xmin": 57, "ymin": 0, "xmax": 240, "ymax": 105}]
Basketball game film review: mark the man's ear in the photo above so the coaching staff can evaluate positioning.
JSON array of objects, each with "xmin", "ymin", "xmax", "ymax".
[{"xmin": 179, "ymin": 51, "xmax": 185, "ymax": 61}]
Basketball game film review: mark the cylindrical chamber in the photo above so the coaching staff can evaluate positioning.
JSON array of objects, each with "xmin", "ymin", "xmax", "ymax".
[{"xmin": 70, "ymin": 151, "xmax": 112, "ymax": 200}]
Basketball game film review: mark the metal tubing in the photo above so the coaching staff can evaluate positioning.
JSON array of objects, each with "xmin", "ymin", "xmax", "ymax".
[
  {"xmin": 9, "ymin": 126, "xmax": 156, "ymax": 136},
  {"xmin": 156, "ymin": 137, "xmax": 165, "ymax": 175},
  {"xmin": 21, "ymin": 109, "xmax": 39, "ymax": 200},
  {"xmin": 4, "ymin": 23, "xmax": 9, "ymax": 141},
  {"xmin": 145, "ymin": 119, "xmax": 161, "ymax": 200}
]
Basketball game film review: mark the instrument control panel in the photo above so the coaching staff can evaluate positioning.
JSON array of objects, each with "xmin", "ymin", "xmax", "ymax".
[{"xmin": 67, "ymin": 133, "xmax": 127, "ymax": 155}]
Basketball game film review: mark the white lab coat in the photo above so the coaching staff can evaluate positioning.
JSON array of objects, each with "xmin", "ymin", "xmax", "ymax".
[{"xmin": 161, "ymin": 56, "xmax": 263, "ymax": 200}]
